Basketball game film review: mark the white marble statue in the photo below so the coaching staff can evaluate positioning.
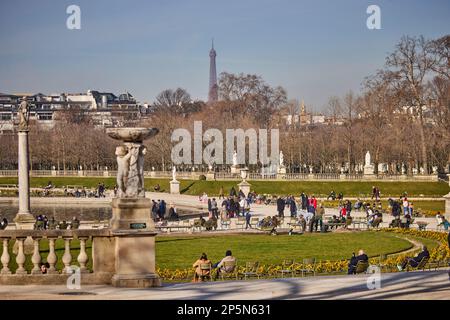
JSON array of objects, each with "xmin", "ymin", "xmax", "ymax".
[
  {"xmin": 172, "ymin": 165, "xmax": 177, "ymax": 181},
  {"xmin": 232, "ymin": 150, "xmax": 238, "ymax": 167},
  {"xmin": 115, "ymin": 146, "xmax": 132, "ymax": 197},
  {"xmin": 420, "ymin": 167, "xmax": 425, "ymax": 174},
  {"xmin": 279, "ymin": 151, "xmax": 284, "ymax": 167},
  {"xmin": 18, "ymin": 97, "xmax": 29, "ymax": 130},
  {"xmin": 365, "ymin": 151, "xmax": 371, "ymax": 166}
]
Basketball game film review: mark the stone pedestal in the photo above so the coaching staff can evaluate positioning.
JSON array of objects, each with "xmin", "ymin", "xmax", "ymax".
[
  {"xmin": 77, "ymin": 170, "xmax": 84, "ymax": 177},
  {"xmin": 110, "ymin": 198, "xmax": 161, "ymax": 288},
  {"xmin": 238, "ymin": 180, "xmax": 251, "ymax": 197},
  {"xmin": 103, "ymin": 170, "xmax": 109, "ymax": 177},
  {"xmin": 339, "ymin": 174, "xmax": 346, "ymax": 180},
  {"xmin": 150, "ymin": 171, "xmax": 156, "ymax": 178},
  {"xmin": 206, "ymin": 172, "xmax": 215, "ymax": 181},
  {"xmin": 51, "ymin": 170, "xmax": 57, "ymax": 176},
  {"xmin": 231, "ymin": 166, "xmax": 239, "ymax": 174},
  {"xmin": 170, "ymin": 180, "xmax": 180, "ymax": 194},
  {"xmin": 363, "ymin": 165, "xmax": 375, "ymax": 176},
  {"xmin": 278, "ymin": 166, "xmax": 286, "ymax": 174},
  {"xmin": 444, "ymin": 192, "xmax": 450, "ymax": 221},
  {"xmin": 308, "ymin": 174, "xmax": 315, "ymax": 180}
]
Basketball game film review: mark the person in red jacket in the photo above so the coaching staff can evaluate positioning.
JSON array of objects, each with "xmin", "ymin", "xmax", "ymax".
[{"xmin": 340, "ymin": 206, "xmax": 347, "ymax": 218}]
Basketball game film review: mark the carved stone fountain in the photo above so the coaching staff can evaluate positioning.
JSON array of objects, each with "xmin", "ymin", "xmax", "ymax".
[{"xmin": 106, "ymin": 127, "xmax": 161, "ymax": 287}]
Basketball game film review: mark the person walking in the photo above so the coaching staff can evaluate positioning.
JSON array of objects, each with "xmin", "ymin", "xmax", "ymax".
[
  {"xmin": 290, "ymin": 198, "xmax": 297, "ymax": 217},
  {"xmin": 245, "ymin": 210, "xmax": 252, "ymax": 229},
  {"xmin": 315, "ymin": 204, "xmax": 325, "ymax": 232},
  {"xmin": 402, "ymin": 197, "xmax": 409, "ymax": 216},
  {"xmin": 276, "ymin": 197, "xmax": 286, "ymax": 218},
  {"xmin": 211, "ymin": 198, "xmax": 218, "ymax": 219}
]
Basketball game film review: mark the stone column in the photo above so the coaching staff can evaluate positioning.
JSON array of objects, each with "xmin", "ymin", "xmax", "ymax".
[
  {"xmin": 13, "ymin": 130, "xmax": 34, "ymax": 228},
  {"xmin": 444, "ymin": 192, "xmax": 450, "ymax": 221}
]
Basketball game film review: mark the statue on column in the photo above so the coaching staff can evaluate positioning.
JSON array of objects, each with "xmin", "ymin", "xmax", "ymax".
[
  {"xmin": 279, "ymin": 151, "xmax": 284, "ymax": 167},
  {"xmin": 18, "ymin": 97, "xmax": 29, "ymax": 130}
]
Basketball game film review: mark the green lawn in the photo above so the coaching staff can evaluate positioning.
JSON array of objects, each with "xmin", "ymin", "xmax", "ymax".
[
  {"xmin": 2, "ymin": 231, "xmax": 442, "ymax": 273},
  {"xmin": 155, "ymin": 232, "xmax": 413, "ymax": 270},
  {"xmin": 0, "ymin": 177, "xmax": 448, "ymax": 198}
]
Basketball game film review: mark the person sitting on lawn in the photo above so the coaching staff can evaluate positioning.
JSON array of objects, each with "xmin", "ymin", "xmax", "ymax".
[
  {"xmin": 397, "ymin": 246, "xmax": 429, "ymax": 271},
  {"xmin": 192, "ymin": 253, "xmax": 211, "ymax": 282},
  {"xmin": 347, "ymin": 249, "xmax": 369, "ymax": 274},
  {"xmin": 213, "ymin": 250, "xmax": 236, "ymax": 280}
]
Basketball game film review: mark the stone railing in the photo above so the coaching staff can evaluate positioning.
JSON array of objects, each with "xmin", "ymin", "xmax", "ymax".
[
  {"xmin": 0, "ymin": 229, "xmax": 115, "ymax": 285},
  {"xmin": 0, "ymin": 169, "xmax": 441, "ymax": 181}
]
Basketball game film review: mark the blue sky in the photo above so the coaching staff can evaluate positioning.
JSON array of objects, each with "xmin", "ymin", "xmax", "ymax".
[{"xmin": 0, "ymin": 0, "xmax": 449, "ymax": 111}]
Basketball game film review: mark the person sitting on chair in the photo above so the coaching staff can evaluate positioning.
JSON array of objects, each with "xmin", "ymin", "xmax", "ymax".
[
  {"xmin": 213, "ymin": 250, "xmax": 236, "ymax": 280},
  {"xmin": 397, "ymin": 246, "xmax": 429, "ymax": 271},
  {"xmin": 192, "ymin": 253, "xmax": 211, "ymax": 282},
  {"xmin": 347, "ymin": 249, "xmax": 368, "ymax": 274},
  {"xmin": 327, "ymin": 190, "xmax": 336, "ymax": 200}
]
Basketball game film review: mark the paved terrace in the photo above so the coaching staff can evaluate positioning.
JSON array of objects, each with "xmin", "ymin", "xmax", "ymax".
[
  {"xmin": 0, "ymin": 191, "xmax": 445, "ymax": 230},
  {"xmin": 0, "ymin": 270, "xmax": 449, "ymax": 300}
]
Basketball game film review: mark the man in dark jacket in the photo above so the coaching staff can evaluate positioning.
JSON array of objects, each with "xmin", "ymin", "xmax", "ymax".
[
  {"xmin": 276, "ymin": 197, "xmax": 286, "ymax": 218},
  {"xmin": 398, "ymin": 246, "xmax": 430, "ymax": 271},
  {"xmin": 300, "ymin": 193, "xmax": 308, "ymax": 210},
  {"xmin": 348, "ymin": 249, "xmax": 369, "ymax": 274}
]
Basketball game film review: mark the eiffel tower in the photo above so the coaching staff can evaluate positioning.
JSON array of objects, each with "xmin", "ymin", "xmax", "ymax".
[{"xmin": 208, "ymin": 39, "xmax": 218, "ymax": 103}]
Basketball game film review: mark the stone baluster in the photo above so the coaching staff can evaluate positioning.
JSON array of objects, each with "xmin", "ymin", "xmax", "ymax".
[
  {"xmin": 77, "ymin": 237, "xmax": 89, "ymax": 273},
  {"xmin": 62, "ymin": 237, "xmax": 72, "ymax": 274},
  {"xmin": 1, "ymin": 238, "xmax": 11, "ymax": 274},
  {"xmin": 15, "ymin": 238, "xmax": 27, "ymax": 274},
  {"xmin": 31, "ymin": 237, "xmax": 42, "ymax": 274},
  {"xmin": 47, "ymin": 237, "xmax": 58, "ymax": 274}
]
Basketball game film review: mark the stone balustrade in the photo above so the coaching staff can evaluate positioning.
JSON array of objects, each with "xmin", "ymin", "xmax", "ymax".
[
  {"xmin": 0, "ymin": 229, "xmax": 115, "ymax": 285},
  {"xmin": 0, "ymin": 170, "xmax": 442, "ymax": 181}
]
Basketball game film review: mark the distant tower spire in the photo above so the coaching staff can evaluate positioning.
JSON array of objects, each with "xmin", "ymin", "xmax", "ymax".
[{"xmin": 208, "ymin": 39, "xmax": 218, "ymax": 103}]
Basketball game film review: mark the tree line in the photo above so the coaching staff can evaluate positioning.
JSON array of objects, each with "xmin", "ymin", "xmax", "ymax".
[{"xmin": 0, "ymin": 35, "xmax": 448, "ymax": 174}]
